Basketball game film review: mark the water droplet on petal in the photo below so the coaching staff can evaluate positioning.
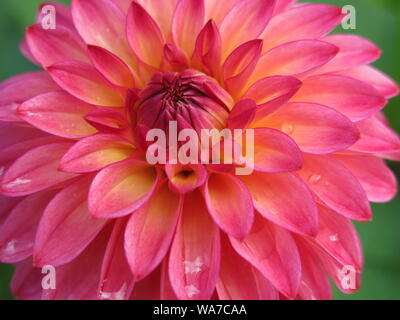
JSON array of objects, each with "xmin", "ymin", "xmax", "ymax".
[
  {"xmin": 308, "ymin": 174, "xmax": 322, "ymax": 184},
  {"xmin": 330, "ymin": 234, "xmax": 339, "ymax": 242},
  {"xmin": 282, "ymin": 123, "xmax": 294, "ymax": 135}
]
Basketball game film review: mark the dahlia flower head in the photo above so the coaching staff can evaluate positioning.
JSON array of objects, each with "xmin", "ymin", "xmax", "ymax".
[{"xmin": 0, "ymin": 0, "xmax": 399, "ymax": 300}]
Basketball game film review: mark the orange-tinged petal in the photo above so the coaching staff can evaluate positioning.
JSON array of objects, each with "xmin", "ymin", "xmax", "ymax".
[
  {"xmin": 33, "ymin": 176, "xmax": 107, "ymax": 267},
  {"xmin": 88, "ymin": 45, "xmax": 135, "ymax": 88},
  {"xmin": 298, "ymin": 154, "xmax": 372, "ymax": 221},
  {"xmin": 258, "ymin": 102, "xmax": 360, "ymax": 154},
  {"xmin": 18, "ymin": 91, "xmax": 97, "ymax": 139},
  {"xmin": 220, "ymin": 0, "xmax": 275, "ymax": 59},
  {"xmin": 89, "ymin": 159, "xmax": 159, "ymax": 219},
  {"xmin": 291, "ymin": 74, "xmax": 387, "ymax": 122},
  {"xmin": 165, "ymin": 164, "xmax": 207, "ymax": 195},
  {"xmin": 222, "ymin": 40, "xmax": 262, "ymax": 98},
  {"xmin": 125, "ymin": 181, "xmax": 183, "ymax": 280},
  {"xmin": 248, "ymin": 40, "xmax": 338, "ymax": 83},
  {"xmin": 204, "ymin": 173, "xmax": 254, "ymax": 239},
  {"xmin": 262, "ymin": 4, "xmax": 345, "ymax": 53},
  {"xmin": 60, "ymin": 134, "xmax": 134, "ymax": 173},
  {"xmin": 0, "ymin": 143, "xmax": 78, "ymax": 197},
  {"xmin": 72, "ymin": 0, "xmax": 137, "ymax": 69},
  {"xmin": 47, "ymin": 60, "xmax": 125, "ymax": 107},
  {"xmin": 127, "ymin": 2, "xmax": 165, "ymax": 68},
  {"xmin": 172, "ymin": 0, "xmax": 205, "ymax": 57},
  {"xmin": 26, "ymin": 25, "xmax": 89, "ymax": 67},
  {"xmin": 217, "ymin": 235, "xmax": 278, "ymax": 300},
  {"xmin": 250, "ymin": 127, "xmax": 303, "ymax": 173},
  {"xmin": 240, "ymin": 171, "xmax": 319, "ymax": 237},
  {"xmin": 230, "ymin": 214, "xmax": 301, "ymax": 298},
  {"xmin": 169, "ymin": 190, "xmax": 220, "ymax": 300},
  {"xmin": 244, "ymin": 76, "xmax": 302, "ymax": 120},
  {"xmin": 192, "ymin": 20, "xmax": 222, "ymax": 77}
]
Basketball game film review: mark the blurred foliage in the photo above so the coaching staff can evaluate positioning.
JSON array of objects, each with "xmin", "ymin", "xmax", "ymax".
[{"xmin": 0, "ymin": 0, "xmax": 399, "ymax": 300}]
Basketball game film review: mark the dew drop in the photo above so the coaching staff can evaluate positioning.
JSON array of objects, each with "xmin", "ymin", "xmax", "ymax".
[
  {"xmin": 329, "ymin": 234, "xmax": 339, "ymax": 242},
  {"xmin": 308, "ymin": 174, "xmax": 322, "ymax": 184},
  {"xmin": 281, "ymin": 123, "xmax": 294, "ymax": 135}
]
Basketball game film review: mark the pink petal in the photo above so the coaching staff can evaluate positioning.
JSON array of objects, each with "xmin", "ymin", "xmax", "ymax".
[
  {"xmin": 164, "ymin": 44, "xmax": 189, "ymax": 71},
  {"xmin": 259, "ymin": 102, "xmax": 360, "ymax": 154},
  {"xmin": 42, "ymin": 226, "xmax": 111, "ymax": 300},
  {"xmin": 0, "ymin": 190, "xmax": 56, "ymax": 263},
  {"xmin": 220, "ymin": 0, "xmax": 275, "ymax": 59},
  {"xmin": 47, "ymin": 60, "xmax": 125, "ymax": 107},
  {"xmin": 273, "ymin": 0, "xmax": 297, "ymax": 16},
  {"xmin": 126, "ymin": 2, "xmax": 165, "ymax": 68},
  {"xmin": 99, "ymin": 218, "xmax": 135, "ymax": 300},
  {"xmin": 125, "ymin": 181, "xmax": 183, "ymax": 280},
  {"xmin": 60, "ymin": 134, "xmax": 134, "ymax": 173},
  {"xmin": 262, "ymin": 4, "xmax": 345, "ymax": 52},
  {"xmin": 134, "ymin": 0, "xmax": 180, "ymax": 38},
  {"xmin": 230, "ymin": 214, "xmax": 301, "ymax": 298},
  {"xmin": 160, "ymin": 258, "xmax": 178, "ymax": 300},
  {"xmin": 240, "ymin": 171, "xmax": 318, "ymax": 237},
  {"xmin": 72, "ymin": 0, "xmax": 137, "ymax": 68},
  {"xmin": 295, "ymin": 236, "xmax": 332, "ymax": 300},
  {"xmin": 26, "ymin": 24, "xmax": 89, "ymax": 67},
  {"xmin": 227, "ymin": 99, "xmax": 256, "ymax": 129},
  {"xmin": 298, "ymin": 154, "xmax": 372, "ymax": 221},
  {"xmin": 172, "ymin": 0, "xmax": 205, "ymax": 56},
  {"xmin": 0, "ymin": 72, "xmax": 59, "ymax": 122},
  {"xmin": 251, "ymin": 127, "xmax": 303, "ymax": 173},
  {"xmin": 192, "ymin": 20, "xmax": 222, "ymax": 77},
  {"xmin": 20, "ymin": 37, "xmax": 39, "ymax": 65},
  {"xmin": 204, "ymin": 0, "xmax": 239, "ymax": 26},
  {"xmin": 0, "ymin": 196, "xmax": 21, "ymax": 226},
  {"xmin": 250, "ymin": 40, "xmax": 338, "ymax": 83},
  {"xmin": 336, "ymin": 65, "xmax": 399, "ymax": 99},
  {"xmin": 33, "ymin": 176, "xmax": 107, "ymax": 267},
  {"xmin": 36, "ymin": 2, "xmax": 75, "ymax": 30},
  {"xmin": 88, "ymin": 45, "xmax": 135, "ymax": 88},
  {"xmin": 334, "ymin": 154, "xmax": 397, "ymax": 203},
  {"xmin": 165, "ymin": 164, "xmax": 208, "ymax": 194},
  {"xmin": 305, "ymin": 239, "xmax": 361, "ymax": 294},
  {"xmin": 1, "ymin": 142, "xmax": 78, "ymax": 197},
  {"xmin": 85, "ymin": 108, "xmax": 129, "ymax": 132},
  {"xmin": 130, "ymin": 267, "xmax": 161, "ymax": 300},
  {"xmin": 350, "ymin": 116, "xmax": 400, "ymax": 154},
  {"xmin": 204, "ymin": 173, "xmax": 254, "ymax": 239},
  {"xmin": 244, "ymin": 76, "xmax": 302, "ymax": 120},
  {"xmin": 0, "ymin": 135, "xmax": 63, "ymax": 175},
  {"xmin": 11, "ymin": 258, "xmax": 43, "ymax": 300},
  {"xmin": 18, "ymin": 91, "xmax": 97, "ymax": 139},
  {"xmin": 222, "ymin": 40, "xmax": 263, "ymax": 98},
  {"xmin": 291, "ymin": 74, "xmax": 387, "ymax": 122},
  {"xmin": 169, "ymin": 190, "xmax": 220, "ymax": 300},
  {"xmin": 315, "ymin": 204, "xmax": 363, "ymax": 271},
  {"xmin": 0, "ymin": 122, "xmax": 50, "ymax": 158},
  {"xmin": 217, "ymin": 235, "xmax": 277, "ymax": 300},
  {"xmin": 312, "ymin": 34, "xmax": 381, "ymax": 74},
  {"xmin": 89, "ymin": 159, "xmax": 159, "ymax": 219}
]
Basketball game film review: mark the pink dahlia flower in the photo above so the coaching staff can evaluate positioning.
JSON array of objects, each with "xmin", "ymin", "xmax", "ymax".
[{"xmin": 0, "ymin": 0, "xmax": 399, "ymax": 300}]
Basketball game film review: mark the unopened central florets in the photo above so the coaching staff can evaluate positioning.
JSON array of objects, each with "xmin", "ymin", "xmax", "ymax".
[{"xmin": 136, "ymin": 70, "xmax": 231, "ymax": 134}]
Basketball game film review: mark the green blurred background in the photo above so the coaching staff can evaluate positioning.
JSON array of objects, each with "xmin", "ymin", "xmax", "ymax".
[{"xmin": 0, "ymin": 0, "xmax": 399, "ymax": 300}]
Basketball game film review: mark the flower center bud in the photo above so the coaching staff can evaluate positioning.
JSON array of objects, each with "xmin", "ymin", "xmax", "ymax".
[{"xmin": 136, "ymin": 70, "xmax": 231, "ymax": 134}]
